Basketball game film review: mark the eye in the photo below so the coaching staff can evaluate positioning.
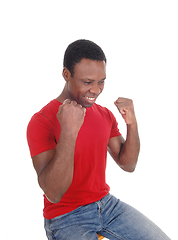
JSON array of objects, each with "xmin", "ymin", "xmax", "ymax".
[
  {"xmin": 84, "ymin": 81, "xmax": 92, "ymax": 85},
  {"xmin": 99, "ymin": 80, "xmax": 105, "ymax": 84}
]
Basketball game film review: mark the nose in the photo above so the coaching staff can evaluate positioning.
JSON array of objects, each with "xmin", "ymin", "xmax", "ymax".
[{"xmin": 89, "ymin": 84, "xmax": 101, "ymax": 95}]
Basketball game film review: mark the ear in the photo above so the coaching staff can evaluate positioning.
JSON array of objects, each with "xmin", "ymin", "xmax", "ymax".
[{"xmin": 62, "ymin": 67, "xmax": 71, "ymax": 82}]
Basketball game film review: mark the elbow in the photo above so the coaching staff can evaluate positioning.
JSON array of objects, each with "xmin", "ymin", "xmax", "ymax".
[
  {"xmin": 120, "ymin": 165, "xmax": 136, "ymax": 173},
  {"xmin": 42, "ymin": 187, "xmax": 66, "ymax": 204},
  {"xmin": 44, "ymin": 192, "xmax": 63, "ymax": 204},
  {"xmin": 126, "ymin": 165, "xmax": 136, "ymax": 173},
  {"xmin": 118, "ymin": 155, "xmax": 138, "ymax": 173},
  {"xmin": 39, "ymin": 185, "xmax": 67, "ymax": 204},
  {"xmin": 118, "ymin": 160, "xmax": 138, "ymax": 173},
  {"xmin": 38, "ymin": 176, "xmax": 71, "ymax": 204}
]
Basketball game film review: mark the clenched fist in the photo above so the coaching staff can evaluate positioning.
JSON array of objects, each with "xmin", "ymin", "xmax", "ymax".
[
  {"xmin": 57, "ymin": 99, "xmax": 86, "ymax": 135},
  {"xmin": 114, "ymin": 97, "xmax": 137, "ymax": 125}
]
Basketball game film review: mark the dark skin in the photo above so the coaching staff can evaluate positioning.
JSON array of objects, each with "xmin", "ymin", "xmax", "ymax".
[{"xmin": 32, "ymin": 58, "xmax": 140, "ymax": 203}]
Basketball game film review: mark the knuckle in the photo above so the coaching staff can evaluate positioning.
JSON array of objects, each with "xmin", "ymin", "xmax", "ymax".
[
  {"xmin": 63, "ymin": 99, "xmax": 70, "ymax": 104},
  {"xmin": 71, "ymin": 100, "xmax": 77, "ymax": 105}
]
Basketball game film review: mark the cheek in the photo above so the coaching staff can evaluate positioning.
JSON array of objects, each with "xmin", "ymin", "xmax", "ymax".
[
  {"xmin": 68, "ymin": 82, "xmax": 87, "ymax": 100},
  {"xmin": 77, "ymin": 84, "xmax": 89, "ymax": 96},
  {"xmin": 68, "ymin": 81, "xmax": 78, "ymax": 95}
]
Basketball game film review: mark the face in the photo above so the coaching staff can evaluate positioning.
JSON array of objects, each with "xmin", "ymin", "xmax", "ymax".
[{"xmin": 63, "ymin": 58, "xmax": 106, "ymax": 108}]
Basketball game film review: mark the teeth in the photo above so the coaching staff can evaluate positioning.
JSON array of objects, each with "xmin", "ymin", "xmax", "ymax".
[{"xmin": 87, "ymin": 97, "xmax": 95, "ymax": 100}]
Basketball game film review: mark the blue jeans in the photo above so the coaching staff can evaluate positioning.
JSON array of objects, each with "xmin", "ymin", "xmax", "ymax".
[{"xmin": 44, "ymin": 193, "xmax": 170, "ymax": 240}]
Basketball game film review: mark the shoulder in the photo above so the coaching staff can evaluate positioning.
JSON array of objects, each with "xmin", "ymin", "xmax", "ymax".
[
  {"xmin": 93, "ymin": 103, "xmax": 116, "ymax": 121},
  {"xmin": 27, "ymin": 99, "xmax": 61, "ymax": 140},
  {"xmin": 28, "ymin": 99, "xmax": 61, "ymax": 127},
  {"xmin": 27, "ymin": 100, "xmax": 60, "ymax": 157},
  {"xmin": 38, "ymin": 99, "xmax": 61, "ymax": 122}
]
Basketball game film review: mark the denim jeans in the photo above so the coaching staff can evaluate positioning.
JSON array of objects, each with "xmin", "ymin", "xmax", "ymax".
[{"xmin": 44, "ymin": 193, "xmax": 170, "ymax": 240}]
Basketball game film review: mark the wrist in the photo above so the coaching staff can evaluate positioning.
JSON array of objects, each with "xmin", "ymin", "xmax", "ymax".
[
  {"xmin": 126, "ymin": 121, "xmax": 138, "ymax": 129},
  {"xmin": 60, "ymin": 128, "xmax": 79, "ymax": 139}
]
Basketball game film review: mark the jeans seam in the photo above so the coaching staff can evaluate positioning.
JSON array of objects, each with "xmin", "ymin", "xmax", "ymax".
[
  {"xmin": 96, "ymin": 202, "xmax": 103, "ymax": 231},
  {"xmin": 101, "ymin": 228, "xmax": 127, "ymax": 240},
  {"xmin": 49, "ymin": 220, "xmax": 56, "ymax": 240}
]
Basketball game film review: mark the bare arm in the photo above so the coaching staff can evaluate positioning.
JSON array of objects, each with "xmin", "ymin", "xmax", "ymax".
[
  {"xmin": 32, "ymin": 99, "xmax": 86, "ymax": 203},
  {"xmin": 108, "ymin": 98, "xmax": 140, "ymax": 172}
]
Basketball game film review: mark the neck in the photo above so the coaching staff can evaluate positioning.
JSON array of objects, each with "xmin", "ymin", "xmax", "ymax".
[{"xmin": 56, "ymin": 84, "xmax": 71, "ymax": 103}]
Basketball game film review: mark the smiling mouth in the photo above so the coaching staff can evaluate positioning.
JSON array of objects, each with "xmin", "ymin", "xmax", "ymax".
[
  {"xmin": 83, "ymin": 96, "xmax": 97, "ymax": 106},
  {"xmin": 86, "ymin": 96, "xmax": 96, "ymax": 101}
]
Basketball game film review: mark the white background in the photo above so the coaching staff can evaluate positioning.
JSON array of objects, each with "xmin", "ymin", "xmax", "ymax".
[{"xmin": 0, "ymin": 1, "xmax": 177, "ymax": 239}]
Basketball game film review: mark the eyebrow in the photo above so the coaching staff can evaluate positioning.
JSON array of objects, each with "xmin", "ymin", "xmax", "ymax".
[{"xmin": 82, "ymin": 77, "xmax": 106, "ymax": 82}]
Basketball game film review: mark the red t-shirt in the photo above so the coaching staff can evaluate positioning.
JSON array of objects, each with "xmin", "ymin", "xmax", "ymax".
[{"xmin": 27, "ymin": 99, "xmax": 121, "ymax": 219}]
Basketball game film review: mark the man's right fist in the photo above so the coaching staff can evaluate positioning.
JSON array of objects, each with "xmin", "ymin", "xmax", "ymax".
[{"xmin": 57, "ymin": 99, "xmax": 86, "ymax": 135}]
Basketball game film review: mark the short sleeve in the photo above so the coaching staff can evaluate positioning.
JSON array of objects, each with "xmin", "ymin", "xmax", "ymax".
[
  {"xmin": 108, "ymin": 109, "xmax": 121, "ymax": 138},
  {"xmin": 27, "ymin": 113, "xmax": 56, "ymax": 158}
]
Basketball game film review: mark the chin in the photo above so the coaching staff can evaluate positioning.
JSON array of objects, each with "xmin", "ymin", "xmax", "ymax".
[
  {"xmin": 80, "ymin": 97, "xmax": 96, "ymax": 108},
  {"xmin": 80, "ymin": 103, "xmax": 92, "ymax": 108},
  {"xmin": 85, "ymin": 104, "xmax": 94, "ymax": 108}
]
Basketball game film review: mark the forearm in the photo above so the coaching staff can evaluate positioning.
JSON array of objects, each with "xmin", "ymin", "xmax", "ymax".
[
  {"xmin": 119, "ymin": 123, "xmax": 140, "ymax": 172},
  {"xmin": 38, "ymin": 130, "xmax": 77, "ymax": 203}
]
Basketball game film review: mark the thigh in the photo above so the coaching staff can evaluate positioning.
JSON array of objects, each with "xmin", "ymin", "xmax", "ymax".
[
  {"xmin": 45, "ymin": 222, "xmax": 99, "ymax": 240},
  {"xmin": 44, "ymin": 204, "xmax": 101, "ymax": 240},
  {"xmin": 99, "ymin": 195, "xmax": 170, "ymax": 240}
]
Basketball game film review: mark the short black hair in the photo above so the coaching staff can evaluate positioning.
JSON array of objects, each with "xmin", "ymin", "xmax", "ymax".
[{"xmin": 63, "ymin": 39, "xmax": 107, "ymax": 77}]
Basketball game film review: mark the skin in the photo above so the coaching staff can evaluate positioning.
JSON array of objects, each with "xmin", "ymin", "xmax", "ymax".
[{"xmin": 32, "ymin": 58, "xmax": 140, "ymax": 203}]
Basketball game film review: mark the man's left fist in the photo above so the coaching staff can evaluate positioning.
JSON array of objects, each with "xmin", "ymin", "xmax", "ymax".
[{"xmin": 114, "ymin": 97, "xmax": 137, "ymax": 125}]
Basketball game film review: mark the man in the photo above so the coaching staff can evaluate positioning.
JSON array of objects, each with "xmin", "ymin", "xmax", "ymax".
[{"xmin": 27, "ymin": 40, "xmax": 170, "ymax": 239}]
